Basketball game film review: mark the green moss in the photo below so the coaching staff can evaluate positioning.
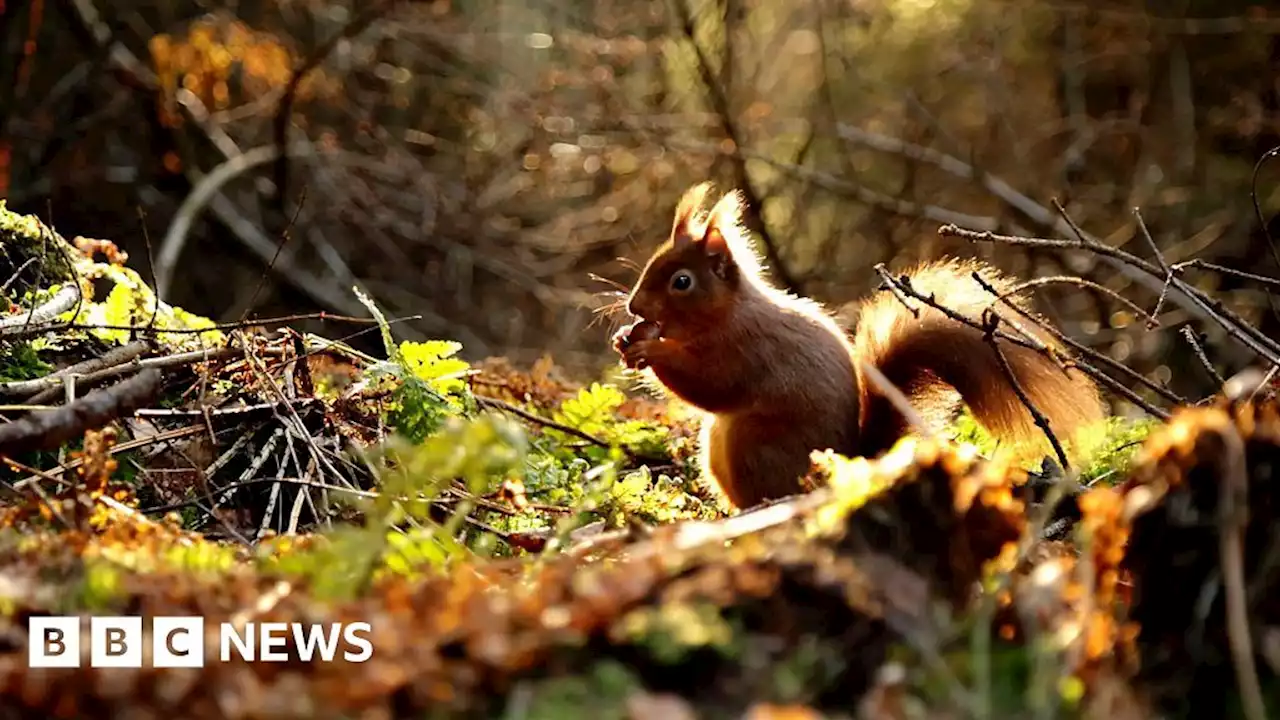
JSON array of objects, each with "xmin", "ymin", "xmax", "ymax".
[
  {"xmin": 505, "ymin": 660, "xmax": 643, "ymax": 720},
  {"xmin": 769, "ymin": 634, "xmax": 850, "ymax": 704},
  {"xmin": 66, "ymin": 262, "xmax": 223, "ymax": 350},
  {"xmin": 73, "ymin": 559, "xmax": 126, "ymax": 612},
  {"xmin": 616, "ymin": 601, "xmax": 740, "ymax": 665},
  {"xmin": 945, "ymin": 408, "xmax": 1157, "ymax": 485},
  {"xmin": 1073, "ymin": 416, "xmax": 1159, "ymax": 486},
  {"xmin": 0, "ymin": 202, "xmax": 75, "ymax": 285},
  {"xmin": 0, "ymin": 340, "xmax": 52, "ymax": 382}
]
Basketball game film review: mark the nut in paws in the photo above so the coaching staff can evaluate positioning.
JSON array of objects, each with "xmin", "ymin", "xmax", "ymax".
[{"xmin": 612, "ymin": 320, "xmax": 661, "ymax": 355}]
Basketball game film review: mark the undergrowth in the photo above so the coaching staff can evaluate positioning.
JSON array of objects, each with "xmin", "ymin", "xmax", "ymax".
[{"xmin": 0, "ymin": 204, "xmax": 1239, "ymax": 719}]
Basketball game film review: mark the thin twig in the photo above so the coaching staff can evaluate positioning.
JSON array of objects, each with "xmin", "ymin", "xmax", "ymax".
[
  {"xmin": 1, "ymin": 457, "xmax": 71, "ymax": 529},
  {"xmin": 1248, "ymin": 365, "xmax": 1280, "ymax": 404},
  {"xmin": 136, "ymin": 205, "xmax": 161, "ymax": 331},
  {"xmin": 872, "ymin": 265, "xmax": 921, "ymax": 319},
  {"xmin": 476, "ymin": 396, "xmax": 611, "ymax": 450},
  {"xmin": 242, "ymin": 185, "xmax": 308, "ymax": 324},
  {"xmin": 1133, "ymin": 208, "xmax": 1172, "ymax": 326},
  {"xmin": 940, "ymin": 222, "xmax": 1280, "ymax": 367},
  {"xmin": 1172, "ymin": 259, "xmax": 1280, "ymax": 290},
  {"xmin": 998, "ymin": 275, "xmax": 1157, "ymax": 327},
  {"xmin": 1061, "ymin": 201, "xmax": 1280, "ymax": 361},
  {"xmin": 133, "ymin": 398, "xmax": 322, "ymax": 419},
  {"xmin": 46, "ymin": 205, "xmax": 86, "ymax": 327},
  {"xmin": 879, "ymin": 261, "xmax": 1171, "ymax": 419},
  {"xmin": 1181, "ymin": 326, "xmax": 1226, "ymax": 389},
  {"xmin": 240, "ymin": 338, "xmax": 353, "ymax": 494},
  {"xmin": 0, "ymin": 258, "xmax": 37, "ymax": 295},
  {"xmin": 828, "ymin": 122, "xmax": 1214, "ymax": 320},
  {"xmin": 970, "ymin": 272, "xmax": 1183, "ymax": 411},
  {"xmin": 1249, "ymin": 145, "xmax": 1280, "ymax": 275},
  {"xmin": 856, "ymin": 361, "xmax": 932, "ymax": 438},
  {"xmin": 874, "ymin": 264, "xmax": 1061, "ymax": 361},
  {"xmin": 23, "ymin": 214, "xmax": 50, "ymax": 337},
  {"xmin": 980, "ymin": 311, "xmax": 1070, "ymax": 470},
  {"xmin": 13, "ymin": 425, "xmax": 205, "ymax": 488}
]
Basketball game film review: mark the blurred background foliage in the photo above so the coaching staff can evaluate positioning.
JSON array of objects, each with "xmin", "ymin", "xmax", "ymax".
[{"xmin": 2, "ymin": 0, "xmax": 1278, "ymax": 411}]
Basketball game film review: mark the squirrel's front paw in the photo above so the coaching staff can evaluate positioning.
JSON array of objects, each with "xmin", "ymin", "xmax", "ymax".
[
  {"xmin": 612, "ymin": 320, "xmax": 662, "ymax": 358},
  {"xmin": 620, "ymin": 338, "xmax": 661, "ymax": 370}
]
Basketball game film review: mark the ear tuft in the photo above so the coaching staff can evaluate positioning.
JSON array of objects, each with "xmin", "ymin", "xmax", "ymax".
[
  {"xmin": 672, "ymin": 182, "xmax": 713, "ymax": 242},
  {"xmin": 708, "ymin": 189, "xmax": 747, "ymax": 233},
  {"xmin": 701, "ymin": 189, "xmax": 746, "ymax": 259}
]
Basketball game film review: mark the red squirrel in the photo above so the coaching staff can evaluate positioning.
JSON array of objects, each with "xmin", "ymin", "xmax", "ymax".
[{"xmin": 611, "ymin": 182, "xmax": 1106, "ymax": 510}]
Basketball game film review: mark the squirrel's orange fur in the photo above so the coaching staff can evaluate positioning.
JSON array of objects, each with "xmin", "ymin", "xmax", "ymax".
[{"xmin": 613, "ymin": 183, "xmax": 1106, "ymax": 510}]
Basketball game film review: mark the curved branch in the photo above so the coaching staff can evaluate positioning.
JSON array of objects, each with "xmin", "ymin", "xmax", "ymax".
[
  {"xmin": 996, "ymin": 275, "xmax": 1157, "ymax": 326},
  {"xmin": 156, "ymin": 142, "xmax": 329, "ymax": 300}
]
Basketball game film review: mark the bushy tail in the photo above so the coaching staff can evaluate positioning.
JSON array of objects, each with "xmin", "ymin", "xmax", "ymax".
[{"xmin": 851, "ymin": 258, "xmax": 1106, "ymax": 462}]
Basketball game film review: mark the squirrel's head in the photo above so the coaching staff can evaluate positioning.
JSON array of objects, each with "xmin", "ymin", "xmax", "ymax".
[{"xmin": 626, "ymin": 183, "xmax": 757, "ymax": 337}]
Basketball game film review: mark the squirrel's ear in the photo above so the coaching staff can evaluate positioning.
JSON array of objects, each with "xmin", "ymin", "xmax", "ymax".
[
  {"xmin": 700, "ymin": 189, "xmax": 745, "ymax": 278},
  {"xmin": 703, "ymin": 227, "xmax": 733, "ymax": 280},
  {"xmin": 672, "ymin": 182, "xmax": 713, "ymax": 244}
]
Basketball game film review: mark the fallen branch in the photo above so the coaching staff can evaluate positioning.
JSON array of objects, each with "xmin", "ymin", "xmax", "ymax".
[
  {"xmin": 8, "ymin": 345, "xmax": 251, "ymax": 402},
  {"xmin": 156, "ymin": 142, "xmax": 334, "ymax": 298},
  {"xmin": 0, "ymin": 284, "xmax": 80, "ymax": 335},
  {"xmin": 0, "ymin": 369, "xmax": 162, "ymax": 457},
  {"xmin": 3, "ymin": 339, "xmax": 150, "ymax": 398}
]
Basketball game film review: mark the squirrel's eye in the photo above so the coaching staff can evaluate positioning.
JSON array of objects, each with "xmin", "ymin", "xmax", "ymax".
[{"xmin": 670, "ymin": 270, "xmax": 695, "ymax": 293}]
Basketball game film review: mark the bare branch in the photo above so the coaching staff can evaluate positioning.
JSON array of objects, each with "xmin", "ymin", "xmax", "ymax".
[
  {"xmin": 980, "ymin": 310, "xmax": 1070, "ymax": 469},
  {"xmin": 1181, "ymin": 326, "xmax": 1226, "ymax": 391}
]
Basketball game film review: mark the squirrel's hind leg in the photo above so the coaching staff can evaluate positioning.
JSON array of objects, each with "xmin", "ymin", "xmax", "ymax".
[{"xmin": 698, "ymin": 414, "xmax": 812, "ymax": 510}]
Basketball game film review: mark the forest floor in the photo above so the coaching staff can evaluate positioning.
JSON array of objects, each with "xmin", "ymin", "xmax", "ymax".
[{"xmin": 0, "ymin": 202, "xmax": 1277, "ymax": 720}]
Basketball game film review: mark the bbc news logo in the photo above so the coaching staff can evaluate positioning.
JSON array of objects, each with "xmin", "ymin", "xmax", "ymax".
[{"xmin": 28, "ymin": 617, "xmax": 373, "ymax": 668}]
